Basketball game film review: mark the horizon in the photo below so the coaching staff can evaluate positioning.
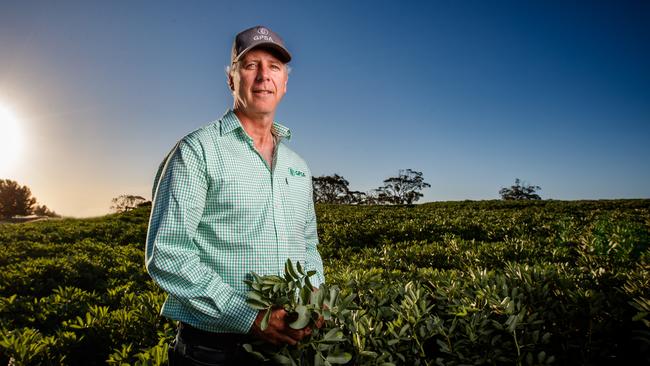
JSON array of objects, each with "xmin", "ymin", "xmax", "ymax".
[
  {"xmin": 9, "ymin": 197, "xmax": 649, "ymax": 221},
  {"xmin": 1, "ymin": 0, "xmax": 648, "ymax": 217}
]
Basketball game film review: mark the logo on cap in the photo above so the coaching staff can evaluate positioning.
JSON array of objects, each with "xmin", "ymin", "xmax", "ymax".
[{"xmin": 257, "ymin": 28, "xmax": 269, "ymax": 35}]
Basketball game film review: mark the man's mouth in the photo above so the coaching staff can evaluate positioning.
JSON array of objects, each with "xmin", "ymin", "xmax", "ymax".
[{"xmin": 253, "ymin": 90, "xmax": 274, "ymax": 95}]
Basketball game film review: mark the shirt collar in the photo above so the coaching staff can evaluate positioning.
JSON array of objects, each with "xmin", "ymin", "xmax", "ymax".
[{"xmin": 220, "ymin": 109, "xmax": 291, "ymax": 141}]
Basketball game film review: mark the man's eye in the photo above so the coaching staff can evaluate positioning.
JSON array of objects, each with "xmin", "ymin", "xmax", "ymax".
[
  {"xmin": 245, "ymin": 63, "xmax": 257, "ymax": 70},
  {"xmin": 270, "ymin": 64, "xmax": 281, "ymax": 71}
]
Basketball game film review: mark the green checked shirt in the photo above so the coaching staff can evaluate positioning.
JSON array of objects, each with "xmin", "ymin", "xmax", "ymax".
[{"xmin": 145, "ymin": 109, "xmax": 324, "ymax": 334}]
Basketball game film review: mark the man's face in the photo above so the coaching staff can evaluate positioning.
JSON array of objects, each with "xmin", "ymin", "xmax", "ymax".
[{"xmin": 230, "ymin": 48, "xmax": 288, "ymax": 117}]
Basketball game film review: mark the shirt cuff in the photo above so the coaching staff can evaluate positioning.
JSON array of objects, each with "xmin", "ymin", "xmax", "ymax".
[
  {"xmin": 215, "ymin": 291, "xmax": 259, "ymax": 334},
  {"xmin": 305, "ymin": 248, "xmax": 325, "ymax": 287}
]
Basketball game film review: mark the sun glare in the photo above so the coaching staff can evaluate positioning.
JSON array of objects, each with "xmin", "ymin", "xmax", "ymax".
[{"xmin": 0, "ymin": 103, "xmax": 24, "ymax": 174}]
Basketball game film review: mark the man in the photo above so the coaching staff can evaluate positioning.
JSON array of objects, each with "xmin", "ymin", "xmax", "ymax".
[{"xmin": 145, "ymin": 25, "xmax": 325, "ymax": 365}]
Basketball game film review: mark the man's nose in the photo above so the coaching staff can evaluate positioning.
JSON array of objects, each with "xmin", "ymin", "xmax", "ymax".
[{"xmin": 255, "ymin": 64, "xmax": 270, "ymax": 81}]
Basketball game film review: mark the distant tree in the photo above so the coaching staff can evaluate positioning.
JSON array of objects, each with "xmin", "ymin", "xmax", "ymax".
[
  {"xmin": 0, "ymin": 179, "xmax": 37, "ymax": 219},
  {"xmin": 111, "ymin": 195, "xmax": 149, "ymax": 213},
  {"xmin": 362, "ymin": 191, "xmax": 383, "ymax": 205},
  {"xmin": 499, "ymin": 178, "xmax": 542, "ymax": 200},
  {"xmin": 342, "ymin": 190, "xmax": 367, "ymax": 205},
  {"xmin": 33, "ymin": 204, "xmax": 60, "ymax": 218},
  {"xmin": 376, "ymin": 169, "xmax": 430, "ymax": 205},
  {"xmin": 312, "ymin": 174, "xmax": 351, "ymax": 203},
  {"xmin": 373, "ymin": 190, "xmax": 393, "ymax": 205}
]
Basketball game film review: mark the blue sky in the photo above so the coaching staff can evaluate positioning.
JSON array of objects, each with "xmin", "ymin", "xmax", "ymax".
[{"xmin": 0, "ymin": 0, "xmax": 648, "ymax": 216}]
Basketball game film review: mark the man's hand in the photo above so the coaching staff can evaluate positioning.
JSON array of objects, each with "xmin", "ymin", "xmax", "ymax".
[
  {"xmin": 314, "ymin": 314, "xmax": 325, "ymax": 329},
  {"xmin": 250, "ymin": 308, "xmax": 312, "ymax": 346}
]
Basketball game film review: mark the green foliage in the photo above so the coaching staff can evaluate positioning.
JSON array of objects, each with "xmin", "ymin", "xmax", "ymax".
[
  {"xmin": 245, "ymin": 259, "xmax": 356, "ymax": 365},
  {"xmin": 0, "ymin": 207, "xmax": 173, "ymax": 365},
  {"xmin": 0, "ymin": 180, "xmax": 58, "ymax": 220},
  {"xmin": 312, "ymin": 174, "xmax": 352, "ymax": 204},
  {"xmin": 31, "ymin": 204, "xmax": 59, "ymax": 218},
  {"xmin": 0, "ymin": 201, "xmax": 648, "ymax": 365},
  {"xmin": 375, "ymin": 169, "xmax": 430, "ymax": 205},
  {"xmin": 312, "ymin": 174, "xmax": 368, "ymax": 205},
  {"xmin": 0, "ymin": 179, "xmax": 37, "ymax": 220},
  {"xmin": 110, "ymin": 195, "xmax": 150, "ymax": 214},
  {"xmin": 499, "ymin": 178, "xmax": 542, "ymax": 200}
]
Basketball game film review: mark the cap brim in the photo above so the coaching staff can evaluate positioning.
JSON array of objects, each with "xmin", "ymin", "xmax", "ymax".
[{"xmin": 234, "ymin": 42, "xmax": 291, "ymax": 63}]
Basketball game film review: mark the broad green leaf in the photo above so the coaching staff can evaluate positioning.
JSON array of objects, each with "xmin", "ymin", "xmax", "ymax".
[
  {"xmin": 246, "ymin": 298, "xmax": 271, "ymax": 310},
  {"xmin": 398, "ymin": 324, "xmax": 409, "ymax": 337},
  {"xmin": 289, "ymin": 305, "xmax": 310, "ymax": 329},
  {"xmin": 300, "ymin": 285, "xmax": 311, "ymax": 305},
  {"xmin": 360, "ymin": 350, "xmax": 378, "ymax": 358},
  {"xmin": 247, "ymin": 290, "xmax": 266, "ymax": 303},
  {"xmin": 322, "ymin": 308, "xmax": 331, "ymax": 320},
  {"xmin": 326, "ymin": 351, "xmax": 352, "ymax": 364},
  {"xmin": 316, "ymin": 283, "xmax": 329, "ymax": 308},
  {"xmin": 261, "ymin": 275, "xmax": 284, "ymax": 284},
  {"xmin": 273, "ymin": 296, "xmax": 290, "ymax": 307},
  {"xmin": 341, "ymin": 293, "xmax": 356, "ymax": 305},
  {"xmin": 242, "ymin": 344, "xmax": 268, "ymax": 361},
  {"xmin": 323, "ymin": 327, "xmax": 343, "ymax": 341},
  {"xmin": 314, "ymin": 353, "xmax": 326, "ymax": 366},
  {"xmin": 329, "ymin": 287, "xmax": 339, "ymax": 307},
  {"xmin": 311, "ymin": 288, "xmax": 324, "ymax": 308},
  {"xmin": 260, "ymin": 309, "xmax": 271, "ymax": 331},
  {"xmin": 285, "ymin": 258, "xmax": 299, "ymax": 280}
]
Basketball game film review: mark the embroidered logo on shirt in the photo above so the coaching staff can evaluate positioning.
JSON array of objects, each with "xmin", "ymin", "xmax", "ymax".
[{"xmin": 289, "ymin": 168, "xmax": 305, "ymax": 177}]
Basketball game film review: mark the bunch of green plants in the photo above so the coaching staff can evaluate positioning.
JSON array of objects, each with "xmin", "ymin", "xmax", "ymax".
[
  {"xmin": 1, "ymin": 201, "xmax": 649, "ymax": 365},
  {"xmin": 0, "ymin": 207, "xmax": 173, "ymax": 365},
  {"xmin": 245, "ymin": 259, "xmax": 356, "ymax": 365}
]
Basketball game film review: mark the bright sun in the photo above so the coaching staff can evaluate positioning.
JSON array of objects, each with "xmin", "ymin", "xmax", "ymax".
[{"xmin": 0, "ymin": 103, "xmax": 24, "ymax": 173}]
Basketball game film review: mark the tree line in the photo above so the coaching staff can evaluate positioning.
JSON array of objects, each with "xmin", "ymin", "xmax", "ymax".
[
  {"xmin": 312, "ymin": 170, "xmax": 542, "ymax": 205},
  {"xmin": 313, "ymin": 169, "xmax": 431, "ymax": 205},
  {"xmin": 0, "ymin": 179, "xmax": 58, "ymax": 220},
  {"xmin": 0, "ymin": 175, "xmax": 542, "ymax": 219}
]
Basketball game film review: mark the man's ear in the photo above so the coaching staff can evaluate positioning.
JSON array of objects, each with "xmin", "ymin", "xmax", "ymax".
[{"xmin": 228, "ymin": 74, "xmax": 234, "ymax": 91}]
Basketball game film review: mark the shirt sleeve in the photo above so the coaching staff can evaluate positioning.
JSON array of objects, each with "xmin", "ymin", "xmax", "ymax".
[
  {"xmin": 145, "ymin": 137, "xmax": 257, "ymax": 333},
  {"xmin": 303, "ymin": 173, "xmax": 326, "ymax": 287}
]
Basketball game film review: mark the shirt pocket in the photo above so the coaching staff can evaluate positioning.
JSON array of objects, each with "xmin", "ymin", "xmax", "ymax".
[{"xmin": 283, "ymin": 174, "xmax": 311, "ymax": 231}]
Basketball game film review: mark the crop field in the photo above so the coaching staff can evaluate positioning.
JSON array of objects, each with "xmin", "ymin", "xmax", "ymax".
[{"xmin": 0, "ymin": 200, "xmax": 648, "ymax": 365}]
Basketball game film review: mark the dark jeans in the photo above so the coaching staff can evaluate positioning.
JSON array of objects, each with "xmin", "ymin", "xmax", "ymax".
[{"xmin": 168, "ymin": 322, "xmax": 261, "ymax": 366}]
